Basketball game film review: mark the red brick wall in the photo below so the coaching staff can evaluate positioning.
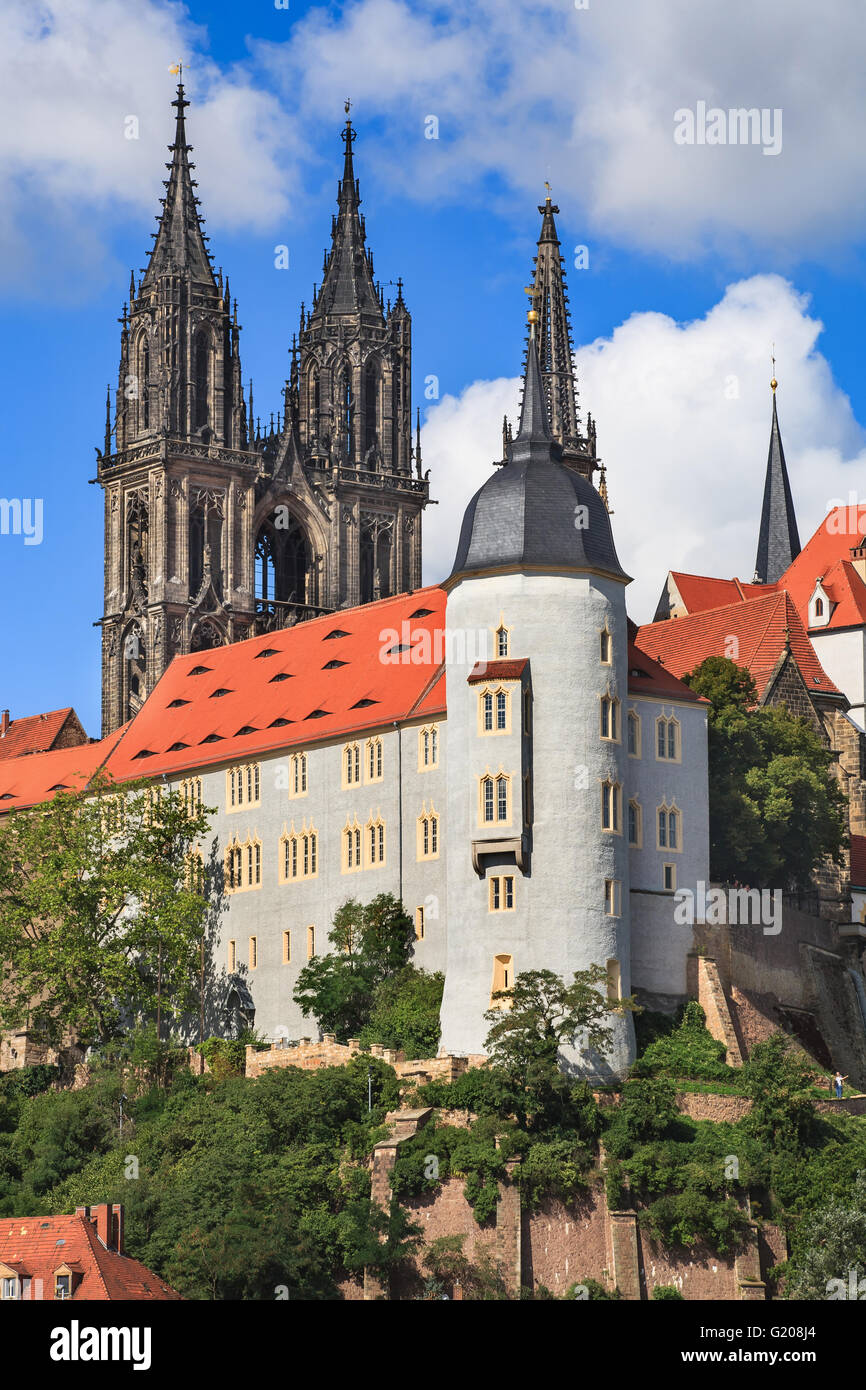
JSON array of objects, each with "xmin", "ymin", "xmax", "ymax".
[
  {"xmin": 524, "ymin": 1190, "xmax": 610, "ymax": 1293},
  {"xmin": 639, "ymin": 1232, "xmax": 739, "ymax": 1300},
  {"xmin": 676, "ymin": 1091, "xmax": 751, "ymax": 1122}
]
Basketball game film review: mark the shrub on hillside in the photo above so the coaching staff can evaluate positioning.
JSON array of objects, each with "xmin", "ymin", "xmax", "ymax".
[{"xmin": 631, "ymin": 1003, "xmax": 732, "ymax": 1083}]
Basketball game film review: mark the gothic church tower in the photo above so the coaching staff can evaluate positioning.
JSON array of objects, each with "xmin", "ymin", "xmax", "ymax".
[
  {"xmin": 98, "ymin": 89, "xmax": 430, "ymax": 735},
  {"xmin": 262, "ymin": 109, "xmax": 428, "ymax": 617},
  {"xmin": 97, "ymin": 81, "xmax": 253, "ymax": 736}
]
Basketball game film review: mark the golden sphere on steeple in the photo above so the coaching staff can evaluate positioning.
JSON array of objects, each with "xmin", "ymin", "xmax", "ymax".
[
  {"xmin": 527, "ymin": 309, "xmax": 539, "ymax": 324},
  {"xmin": 771, "ymin": 377, "xmax": 778, "ymax": 392}
]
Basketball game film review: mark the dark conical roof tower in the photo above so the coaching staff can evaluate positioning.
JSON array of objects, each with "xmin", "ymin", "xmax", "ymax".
[
  {"xmin": 311, "ymin": 112, "xmax": 382, "ymax": 320},
  {"xmin": 142, "ymin": 82, "xmax": 215, "ymax": 288},
  {"xmin": 754, "ymin": 376, "xmax": 801, "ymax": 584},
  {"xmin": 525, "ymin": 190, "xmax": 598, "ymax": 484}
]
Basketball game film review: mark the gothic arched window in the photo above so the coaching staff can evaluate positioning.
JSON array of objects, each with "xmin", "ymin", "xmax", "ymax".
[
  {"xmin": 194, "ymin": 331, "xmax": 210, "ymax": 430},
  {"xmin": 336, "ymin": 361, "xmax": 354, "ymax": 459},
  {"xmin": 255, "ymin": 532, "xmax": 276, "ymax": 604},
  {"xmin": 308, "ymin": 365, "xmax": 320, "ymax": 433},
  {"xmin": 376, "ymin": 528, "xmax": 391, "ymax": 599},
  {"xmin": 141, "ymin": 344, "xmax": 150, "ymax": 430},
  {"xmin": 363, "ymin": 359, "xmax": 380, "ymax": 461},
  {"xmin": 254, "ymin": 512, "xmax": 315, "ymax": 616},
  {"xmin": 124, "ymin": 623, "xmax": 147, "ymax": 718},
  {"xmin": 188, "ymin": 500, "xmax": 222, "ymax": 600}
]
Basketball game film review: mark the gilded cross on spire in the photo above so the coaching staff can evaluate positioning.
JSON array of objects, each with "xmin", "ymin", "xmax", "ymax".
[{"xmin": 771, "ymin": 343, "xmax": 777, "ymax": 393}]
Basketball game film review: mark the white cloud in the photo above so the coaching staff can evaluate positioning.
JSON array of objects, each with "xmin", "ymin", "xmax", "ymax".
[
  {"xmin": 261, "ymin": 0, "xmax": 866, "ymax": 261},
  {"xmin": 0, "ymin": 0, "xmax": 293, "ymax": 295},
  {"xmin": 421, "ymin": 274, "xmax": 866, "ymax": 621},
  {"xmin": 5, "ymin": 0, "xmax": 866, "ymax": 293}
]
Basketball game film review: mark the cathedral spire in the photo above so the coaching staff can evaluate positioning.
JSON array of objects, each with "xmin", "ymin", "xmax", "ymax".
[
  {"xmin": 142, "ymin": 82, "xmax": 214, "ymax": 288},
  {"xmin": 516, "ymin": 312, "xmax": 552, "ymax": 443},
  {"xmin": 753, "ymin": 371, "xmax": 801, "ymax": 584},
  {"xmin": 311, "ymin": 107, "xmax": 382, "ymax": 320},
  {"xmin": 527, "ymin": 189, "xmax": 597, "ymax": 481}
]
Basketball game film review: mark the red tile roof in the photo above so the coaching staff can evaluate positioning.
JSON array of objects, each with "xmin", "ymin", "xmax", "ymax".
[
  {"xmin": 102, "ymin": 587, "xmax": 449, "ymax": 784},
  {"xmin": 0, "ymin": 1210, "xmax": 181, "ymax": 1300},
  {"xmin": 0, "ymin": 708, "xmax": 87, "ymax": 762},
  {"xmin": 669, "ymin": 572, "xmax": 770, "ymax": 614},
  {"xmin": 851, "ymin": 835, "xmax": 866, "ymax": 889},
  {"xmin": 467, "ymin": 659, "xmax": 528, "ymax": 683},
  {"xmin": 777, "ymin": 509, "xmax": 866, "ymax": 631},
  {"xmin": 0, "ymin": 727, "xmax": 127, "ymax": 812},
  {"xmin": 627, "ymin": 638, "xmax": 705, "ymax": 702},
  {"xmin": 637, "ymin": 590, "xmax": 840, "ymax": 699}
]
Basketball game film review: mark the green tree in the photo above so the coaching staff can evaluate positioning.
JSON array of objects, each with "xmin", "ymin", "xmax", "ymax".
[
  {"xmin": 293, "ymin": 894, "xmax": 415, "ymax": 1039},
  {"xmin": 0, "ymin": 773, "xmax": 216, "ymax": 1049},
  {"xmin": 633, "ymin": 1001, "xmax": 731, "ymax": 1082},
  {"xmin": 482, "ymin": 967, "xmax": 626, "ymax": 1131},
  {"xmin": 359, "ymin": 966, "xmax": 444, "ymax": 1058},
  {"xmin": 421, "ymin": 1234, "xmax": 507, "ymax": 1300},
  {"xmin": 682, "ymin": 655, "xmax": 846, "ymax": 889},
  {"xmin": 785, "ymin": 1172, "xmax": 866, "ymax": 1300},
  {"xmin": 166, "ymin": 1188, "xmax": 336, "ymax": 1300},
  {"xmin": 741, "ymin": 1033, "xmax": 820, "ymax": 1154}
]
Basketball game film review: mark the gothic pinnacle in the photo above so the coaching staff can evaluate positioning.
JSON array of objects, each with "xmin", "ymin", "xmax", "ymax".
[
  {"xmin": 142, "ymin": 80, "xmax": 215, "ymax": 288},
  {"xmin": 527, "ymin": 189, "xmax": 596, "ymax": 480},
  {"xmin": 754, "ymin": 371, "xmax": 801, "ymax": 584},
  {"xmin": 311, "ymin": 114, "xmax": 382, "ymax": 320}
]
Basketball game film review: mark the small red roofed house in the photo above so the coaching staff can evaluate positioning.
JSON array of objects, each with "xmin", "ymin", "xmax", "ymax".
[
  {"xmin": 764, "ymin": 505, "xmax": 866, "ymax": 731},
  {"xmin": 654, "ymin": 506, "xmax": 866, "ymax": 736},
  {"xmin": 643, "ymin": 570, "xmax": 866, "ymax": 917},
  {"xmin": 0, "ymin": 1204, "xmax": 181, "ymax": 1300},
  {"xmin": 0, "ymin": 707, "xmax": 89, "ymax": 762},
  {"xmin": 654, "ymin": 571, "xmax": 769, "ymax": 621}
]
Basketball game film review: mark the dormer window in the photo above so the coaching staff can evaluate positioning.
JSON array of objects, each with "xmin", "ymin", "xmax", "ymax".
[
  {"xmin": 54, "ymin": 1271, "xmax": 72, "ymax": 1300},
  {"xmin": 809, "ymin": 580, "xmax": 831, "ymax": 629}
]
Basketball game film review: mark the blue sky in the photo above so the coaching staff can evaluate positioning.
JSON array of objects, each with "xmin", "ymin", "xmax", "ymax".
[{"xmin": 2, "ymin": 0, "xmax": 866, "ymax": 734}]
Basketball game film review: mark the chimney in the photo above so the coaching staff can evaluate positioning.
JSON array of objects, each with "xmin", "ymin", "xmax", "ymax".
[
  {"xmin": 91, "ymin": 1203, "xmax": 113, "ymax": 1249},
  {"xmin": 111, "ymin": 1203, "xmax": 125, "ymax": 1255},
  {"xmin": 1, "ymin": 710, "xmax": 8, "ymax": 738},
  {"xmin": 851, "ymin": 544, "xmax": 866, "ymax": 584}
]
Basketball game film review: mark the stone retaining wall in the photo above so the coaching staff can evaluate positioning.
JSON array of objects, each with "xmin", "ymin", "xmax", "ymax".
[{"xmin": 245, "ymin": 1037, "xmax": 486, "ymax": 1083}]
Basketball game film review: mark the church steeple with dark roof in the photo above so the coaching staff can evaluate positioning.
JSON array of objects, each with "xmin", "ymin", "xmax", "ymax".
[
  {"xmin": 525, "ymin": 190, "xmax": 598, "ymax": 483},
  {"xmin": 449, "ymin": 307, "xmax": 627, "ymax": 586},
  {"xmin": 142, "ymin": 81, "xmax": 215, "ymax": 289},
  {"xmin": 311, "ymin": 111, "xmax": 382, "ymax": 321},
  {"xmin": 754, "ymin": 374, "xmax": 801, "ymax": 584}
]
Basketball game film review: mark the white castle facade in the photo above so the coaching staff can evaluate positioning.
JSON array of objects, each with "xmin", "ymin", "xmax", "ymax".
[{"xmin": 91, "ymin": 324, "xmax": 709, "ymax": 1078}]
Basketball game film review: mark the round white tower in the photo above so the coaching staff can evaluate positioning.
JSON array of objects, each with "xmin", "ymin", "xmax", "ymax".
[{"xmin": 438, "ymin": 318, "xmax": 635, "ymax": 1079}]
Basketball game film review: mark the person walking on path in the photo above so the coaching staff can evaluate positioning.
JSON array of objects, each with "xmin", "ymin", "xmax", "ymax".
[{"xmin": 834, "ymin": 1070, "xmax": 848, "ymax": 1099}]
